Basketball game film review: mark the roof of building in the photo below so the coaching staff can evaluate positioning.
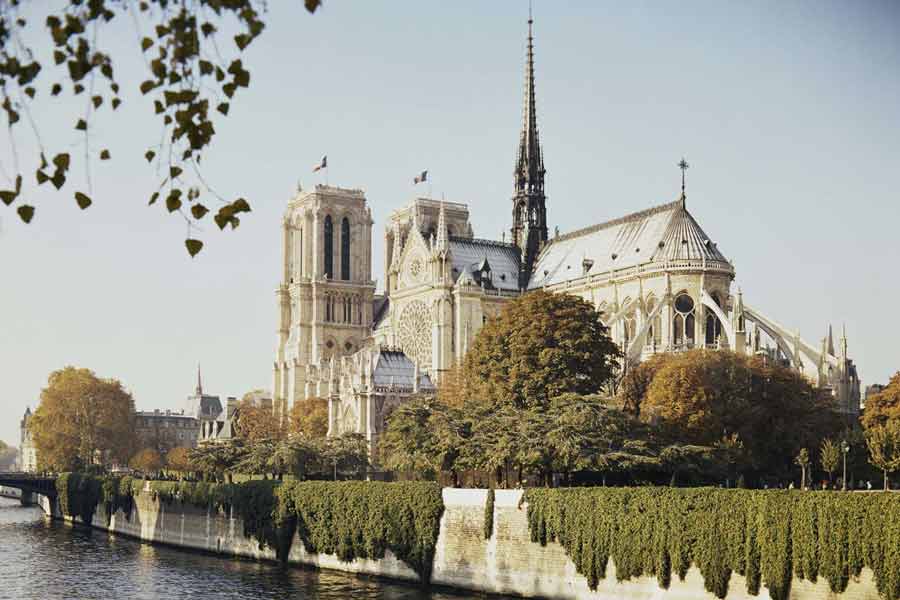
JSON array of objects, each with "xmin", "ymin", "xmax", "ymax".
[
  {"xmin": 527, "ymin": 198, "xmax": 731, "ymax": 289},
  {"xmin": 373, "ymin": 295, "xmax": 390, "ymax": 329},
  {"xmin": 371, "ymin": 349, "xmax": 436, "ymax": 391},
  {"xmin": 135, "ymin": 410, "xmax": 197, "ymax": 421},
  {"xmin": 185, "ymin": 393, "xmax": 223, "ymax": 421},
  {"xmin": 449, "ymin": 237, "xmax": 520, "ymax": 291}
]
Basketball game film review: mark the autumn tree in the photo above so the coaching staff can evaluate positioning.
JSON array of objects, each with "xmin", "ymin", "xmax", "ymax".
[
  {"xmin": 617, "ymin": 353, "xmax": 669, "ymax": 418},
  {"xmin": 235, "ymin": 394, "xmax": 282, "ymax": 442},
  {"xmin": 288, "ymin": 397, "xmax": 329, "ymax": 438},
  {"xmin": 820, "ymin": 438, "xmax": 840, "ymax": 484},
  {"xmin": 862, "ymin": 372, "xmax": 900, "ymax": 430},
  {"xmin": 188, "ymin": 439, "xmax": 245, "ymax": 483},
  {"xmin": 865, "ymin": 421, "xmax": 900, "ymax": 491},
  {"xmin": 29, "ymin": 366, "xmax": 135, "ymax": 471},
  {"xmin": 460, "ymin": 290, "xmax": 620, "ymax": 410},
  {"xmin": 129, "ymin": 447, "xmax": 163, "ymax": 474},
  {"xmin": 0, "ymin": 0, "xmax": 321, "ymax": 254},
  {"xmin": 165, "ymin": 446, "xmax": 193, "ymax": 473},
  {"xmin": 641, "ymin": 350, "xmax": 840, "ymax": 482}
]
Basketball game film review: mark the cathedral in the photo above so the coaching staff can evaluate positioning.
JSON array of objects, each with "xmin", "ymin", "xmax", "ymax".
[{"xmin": 272, "ymin": 18, "xmax": 860, "ymax": 453}]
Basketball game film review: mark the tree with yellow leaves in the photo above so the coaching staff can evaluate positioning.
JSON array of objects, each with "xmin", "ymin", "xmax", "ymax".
[{"xmin": 29, "ymin": 366, "xmax": 135, "ymax": 471}]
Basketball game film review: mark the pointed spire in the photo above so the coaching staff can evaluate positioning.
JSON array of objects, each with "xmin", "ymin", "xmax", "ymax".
[
  {"xmin": 390, "ymin": 219, "xmax": 402, "ymax": 271},
  {"xmin": 827, "ymin": 324, "xmax": 835, "ymax": 356},
  {"xmin": 840, "ymin": 324, "xmax": 848, "ymax": 360},
  {"xmin": 514, "ymin": 13, "xmax": 544, "ymax": 198},
  {"xmin": 436, "ymin": 197, "xmax": 449, "ymax": 253},
  {"xmin": 196, "ymin": 363, "xmax": 203, "ymax": 396}
]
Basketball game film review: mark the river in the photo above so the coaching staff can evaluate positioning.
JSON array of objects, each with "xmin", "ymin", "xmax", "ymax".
[{"xmin": 0, "ymin": 498, "xmax": 501, "ymax": 600}]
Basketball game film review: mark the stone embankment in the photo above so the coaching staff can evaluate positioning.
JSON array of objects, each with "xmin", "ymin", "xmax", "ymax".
[{"xmin": 40, "ymin": 487, "xmax": 880, "ymax": 600}]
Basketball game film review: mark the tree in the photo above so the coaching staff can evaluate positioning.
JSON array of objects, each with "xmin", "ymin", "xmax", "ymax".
[
  {"xmin": 862, "ymin": 372, "xmax": 900, "ymax": 430},
  {"xmin": 187, "ymin": 439, "xmax": 245, "ymax": 483},
  {"xmin": 865, "ymin": 422, "xmax": 900, "ymax": 491},
  {"xmin": 165, "ymin": 446, "xmax": 193, "ymax": 474},
  {"xmin": 795, "ymin": 448, "xmax": 810, "ymax": 489},
  {"xmin": 820, "ymin": 438, "xmax": 840, "ymax": 485},
  {"xmin": 641, "ymin": 350, "xmax": 840, "ymax": 483},
  {"xmin": 617, "ymin": 354, "xmax": 668, "ymax": 418},
  {"xmin": 29, "ymin": 367, "xmax": 135, "ymax": 471},
  {"xmin": 317, "ymin": 433, "xmax": 369, "ymax": 480},
  {"xmin": 0, "ymin": 0, "xmax": 321, "ymax": 255},
  {"xmin": 0, "ymin": 441, "xmax": 17, "ymax": 470},
  {"xmin": 288, "ymin": 397, "xmax": 329, "ymax": 438},
  {"xmin": 460, "ymin": 290, "xmax": 620, "ymax": 411},
  {"xmin": 235, "ymin": 396, "xmax": 281, "ymax": 442},
  {"xmin": 130, "ymin": 448, "xmax": 163, "ymax": 474}
]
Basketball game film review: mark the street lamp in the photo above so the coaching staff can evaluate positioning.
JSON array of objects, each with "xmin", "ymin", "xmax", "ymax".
[{"xmin": 842, "ymin": 440, "xmax": 850, "ymax": 491}]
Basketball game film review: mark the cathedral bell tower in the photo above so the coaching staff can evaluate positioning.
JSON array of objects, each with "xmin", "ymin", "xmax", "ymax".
[{"xmin": 511, "ymin": 15, "xmax": 548, "ymax": 289}]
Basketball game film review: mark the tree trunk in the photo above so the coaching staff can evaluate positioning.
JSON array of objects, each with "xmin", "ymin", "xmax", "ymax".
[{"xmin": 885, "ymin": 469, "xmax": 889, "ymax": 491}]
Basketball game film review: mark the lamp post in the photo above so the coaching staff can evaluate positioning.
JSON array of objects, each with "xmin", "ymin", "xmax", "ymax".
[{"xmin": 842, "ymin": 440, "xmax": 850, "ymax": 492}]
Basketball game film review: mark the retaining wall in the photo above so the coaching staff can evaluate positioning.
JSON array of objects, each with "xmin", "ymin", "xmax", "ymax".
[{"xmin": 41, "ymin": 487, "xmax": 881, "ymax": 600}]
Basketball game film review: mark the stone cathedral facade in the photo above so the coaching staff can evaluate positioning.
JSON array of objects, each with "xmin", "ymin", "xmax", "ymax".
[{"xmin": 273, "ymin": 18, "xmax": 860, "ymax": 453}]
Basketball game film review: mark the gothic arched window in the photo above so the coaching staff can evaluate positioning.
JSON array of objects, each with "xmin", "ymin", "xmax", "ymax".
[
  {"xmin": 324, "ymin": 215, "xmax": 334, "ymax": 279},
  {"xmin": 673, "ymin": 293, "xmax": 696, "ymax": 348},
  {"xmin": 340, "ymin": 217, "xmax": 350, "ymax": 281}
]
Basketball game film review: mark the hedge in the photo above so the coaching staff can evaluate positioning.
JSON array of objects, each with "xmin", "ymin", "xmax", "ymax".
[
  {"xmin": 56, "ymin": 473, "xmax": 135, "ymax": 525},
  {"xmin": 523, "ymin": 487, "xmax": 900, "ymax": 600}
]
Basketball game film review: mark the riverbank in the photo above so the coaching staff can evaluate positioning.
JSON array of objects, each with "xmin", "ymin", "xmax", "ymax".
[{"xmin": 39, "ymin": 482, "xmax": 889, "ymax": 600}]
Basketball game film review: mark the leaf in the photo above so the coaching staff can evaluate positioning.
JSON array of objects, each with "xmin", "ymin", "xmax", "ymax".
[
  {"xmin": 148, "ymin": 191, "xmax": 159, "ymax": 206},
  {"xmin": 191, "ymin": 204, "xmax": 209, "ymax": 219},
  {"xmin": 217, "ymin": 102, "xmax": 229, "ymax": 116},
  {"xmin": 305, "ymin": 0, "xmax": 322, "ymax": 13},
  {"xmin": 234, "ymin": 34, "xmax": 251, "ymax": 51},
  {"xmin": 185, "ymin": 239, "xmax": 203, "ymax": 257},
  {"xmin": 100, "ymin": 149, "xmax": 111, "ymax": 160},
  {"xmin": 24, "ymin": 87, "xmax": 36, "ymax": 98},
  {"xmin": 0, "ymin": 190, "xmax": 15, "ymax": 206},
  {"xmin": 111, "ymin": 98, "xmax": 121, "ymax": 110},
  {"xmin": 141, "ymin": 37, "xmax": 153, "ymax": 52},
  {"xmin": 222, "ymin": 83, "xmax": 236, "ymax": 98},
  {"xmin": 92, "ymin": 95, "xmax": 103, "ymax": 109},
  {"xmin": 165, "ymin": 189, "xmax": 182, "ymax": 212},
  {"xmin": 17, "ymin": 205, "xmax": 35, "ymax": 223},
  {"xmin": 154, "ymin": 100, "xmax": 165, "ymax": 114},
  {"xmin": 51, "ymin": 83, "xmax": 62, "ymax": 96},
  {"xmin": 74, "ymin": 84, "xmax": 84, "ymax": 95},
  {"xmin": 231, "ymin": 198, "xmax": 252, "ymax": 213},
  {"xmin": 140, "ymin": 80, "xmax": 155, "ymax": 95},
  {"xmin": 53, "ymin": 50, "xmax": 66, "ymax": 65},
  {"xmin": 170, "ymin": 166, "xmax": 183, "ymax": 179},
  {"xmin": 50, "ymin": 171, "xmax": 66, "ymax": 190},
  {"xmin": 74, "ymin": 191, "xmax": 92, "ymax": 209},
  {"xmin": 199, "ymin": 60, "xmax": 213, "ymax": 76},
  {"xmin": 36, "ymin": 170, "xmax": 50, "ymax": 185},
  {"xmin": 53, "ymin": 153, "xmax": 71, "ymax": 171},
  {"xmin": 145, "ymin": 150, "xmax": 156, "ymax": 163},
  {"xmin": 75, "ymin": 119, "xmax": 87, "ymax": 131}
]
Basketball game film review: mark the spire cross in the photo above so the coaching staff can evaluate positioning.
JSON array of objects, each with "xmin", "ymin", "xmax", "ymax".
[{"xmin": 678, "ymin": 158, "xmax": 689, "ymax": 194}]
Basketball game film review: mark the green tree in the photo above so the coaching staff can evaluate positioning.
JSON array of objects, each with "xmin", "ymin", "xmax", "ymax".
[
  {"xmin": 461, "ymin": 290, "xmax": 620, "ymax": 411},
  {"xmin": 795, "ymin": 448, "xmax": 810, "ymax": 489},
  {"xmin": 0, "ymin": 441, "xmax": 17, "ymax": 470},
  {"xmin": 0, "ymin": 0, "xmax": 321, "ymax": 254},
  {"xmin": 188, "ymin": 439, "xmax": 245, "ymax": 483},
  {"xmin": 862, "ymin": 372, "xmax": 900, "ymax": 430},
  {"xmin": 129, "ymin": 447, "xmax": 163, "ymax": 474},
  {"xmin": 29, "ymin": 366, "xmax": 135, "ymax": 471},
  {"xmin": 317, "ymin": 434, "xmax": 368, "ymax": 480},
  {"xmin": 865, "ymin": 422, "xmax": 900, "ymax": 491},
  {"xmin": 820, "ymin": 438, "xmax": 840, "ymax": 485}
]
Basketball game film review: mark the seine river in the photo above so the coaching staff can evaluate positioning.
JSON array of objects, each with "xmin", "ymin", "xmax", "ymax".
[{"xmin": 0, "ymin": 498, "xmax": 499, "ymax": 600}]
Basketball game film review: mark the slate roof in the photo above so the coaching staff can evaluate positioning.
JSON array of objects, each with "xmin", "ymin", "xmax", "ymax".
[
  {"xmin": 449, "ymin": 237, "xmax": 520, "ymax": 291},
  {"xmin": 528, "ymin": 199, "xmax": 731, "ymax": 289},
  {"xmin": 372, "ymin": 350, "xmax": 435, "ymax": 391},
  {"xmin": 185, "ymin": 394, "xmax": 223, "ymax": 421}
]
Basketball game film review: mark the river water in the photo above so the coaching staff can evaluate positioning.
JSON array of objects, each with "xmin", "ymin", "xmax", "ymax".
[{"xmin": 0, "ymin": 498, "xmax": 500, "ymax": 600}]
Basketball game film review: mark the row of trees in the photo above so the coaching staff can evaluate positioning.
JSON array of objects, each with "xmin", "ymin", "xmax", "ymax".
[{"xmin": 380, "ymin": 291, "xmax": 899, "ymax": 489}]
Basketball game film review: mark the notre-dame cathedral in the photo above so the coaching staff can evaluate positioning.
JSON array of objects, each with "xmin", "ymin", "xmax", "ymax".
[{"xmin": 272, "ymin": 18, "xmax": 860, "ymax": 453}]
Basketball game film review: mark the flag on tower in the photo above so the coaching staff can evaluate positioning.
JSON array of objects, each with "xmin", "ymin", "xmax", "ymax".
[
  {"xmin": 413, "ymin": 170, "xmax": 428, "ymax": 185},
  {"xmin": 312, "ymin": 155, "xmax": 327, "ymax": 173}
]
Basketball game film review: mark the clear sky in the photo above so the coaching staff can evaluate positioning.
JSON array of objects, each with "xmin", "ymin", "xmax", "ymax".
[{"xmin": 1, "ymin": 1, "xmax": 898, "ymax": 446}]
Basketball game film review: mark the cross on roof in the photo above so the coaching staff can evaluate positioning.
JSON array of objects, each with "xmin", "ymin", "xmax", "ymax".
[{"xmin": 678, "ymin": 158, "xmax": 690, "ymax": 194}]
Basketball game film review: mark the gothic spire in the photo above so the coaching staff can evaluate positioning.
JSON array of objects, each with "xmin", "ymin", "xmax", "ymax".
[
  {"xmin": 195, "ymin": 363, "xmax": 203, "ymax": 396},
  {"xmin": 514, "ymin": 15, "xmax": 544, "ymax": 198},
  {"xmin": 436, "ymin": 198, "xmax": 449, "ymax": 253}
]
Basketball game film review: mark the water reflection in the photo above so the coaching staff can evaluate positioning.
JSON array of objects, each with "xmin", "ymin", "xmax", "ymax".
[{"xmin": 0, "ymin": 498, "xmax": 493, "ymax": 600}]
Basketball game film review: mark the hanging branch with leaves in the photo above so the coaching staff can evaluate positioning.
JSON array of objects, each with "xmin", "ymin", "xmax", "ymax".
[{"xmin": 0, "ymin": 0, "xmax": 322, "ymax": 256}]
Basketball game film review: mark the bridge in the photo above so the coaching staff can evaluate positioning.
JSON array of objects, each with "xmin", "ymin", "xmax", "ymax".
[{"xmin": 0, "ymin": 472, "xmax": 56, "ymax": 506}]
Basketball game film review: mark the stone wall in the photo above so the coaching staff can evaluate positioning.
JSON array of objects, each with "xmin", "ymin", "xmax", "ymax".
[{"xmin": 41, "ymin": 487, "xmax": 881, "ymax": 600}]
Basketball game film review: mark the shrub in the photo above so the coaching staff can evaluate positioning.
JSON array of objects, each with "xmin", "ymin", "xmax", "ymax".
[
  {"xmin": 523, "ymin": 487, "xmax": 900, "ymax": 600},
  {"xmin": 484, "ymin": 487, "xmax": 495, "ymax": 540}
]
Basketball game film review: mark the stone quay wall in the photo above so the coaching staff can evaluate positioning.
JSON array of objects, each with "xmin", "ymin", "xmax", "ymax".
[{"xmin": 40, "ymin": 487, "xmax": 881, "ymax": 600}]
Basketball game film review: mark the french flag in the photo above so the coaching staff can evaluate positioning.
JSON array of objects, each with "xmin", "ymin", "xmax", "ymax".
[
  {"xmin": 413, "ymin": 170, "xmax": 428, "ymax": 184},
  {"xmin": 312, "ymin": 155, "xmax": 327, "ymax": 173}
]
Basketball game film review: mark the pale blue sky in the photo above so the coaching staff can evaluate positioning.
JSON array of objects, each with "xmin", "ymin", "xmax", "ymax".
[{"xmin": 2, "ymin": 1, "xmax": 898, "ymax": 445}]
